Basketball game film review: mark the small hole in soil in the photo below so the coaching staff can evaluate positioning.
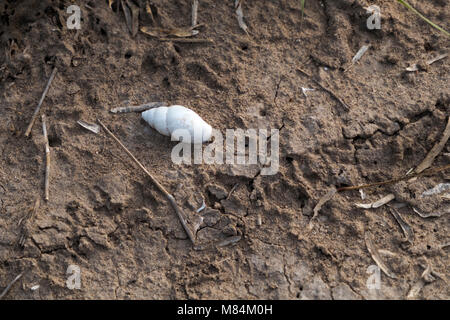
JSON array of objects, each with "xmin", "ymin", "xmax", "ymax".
[
  {"xmin": 173, "ymin": 44, "xmax": 181, "ymax": 53},
  {"xmin": 48, "ymin": 134, "xmax": 62, "ymax": 147},
  {"xmin": 163, "ymin": 77, "xmax": 170, "ymax": 87},
  {"xmin": 259, "ymin": 109, "xmax": 267, "ymax": 116},
  {"xmin": 424, "ymin": 42, "xmax": 433, "ymax": 52},
  {"xmin": 285, "ymin": 156, "xmax": 294, "ymax": 163},
  {"xmin": 426, "ymin": 245, "xmax": 431, "ymax": 250},
  {"xmin": 240, "ymin": 44, "xmax": 248, "ymax": 51},
  {"xmin": 124, "ymin": 50, "xmax": 132, "ymax": 59}
]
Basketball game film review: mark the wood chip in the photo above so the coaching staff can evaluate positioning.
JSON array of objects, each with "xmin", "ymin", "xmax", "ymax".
[
  {"xmin": 365, "ymin": 231, "xmax": 397, "ymax": 279},
  {"xmin": 415, "ymin": 117, "xmax": 450, "ymax": 174}
]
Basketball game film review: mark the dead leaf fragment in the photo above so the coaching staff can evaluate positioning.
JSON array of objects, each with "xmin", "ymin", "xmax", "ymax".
[
  {"xmin": 235, "ymin": 0, "xmax": 249, "ymax": 35},
  {"xmin": 308, "ymin": 186, "xmax": 337, "ymax": 229}
]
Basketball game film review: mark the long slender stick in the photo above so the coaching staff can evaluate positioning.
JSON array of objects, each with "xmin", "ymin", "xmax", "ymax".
[
  {"xmin": 42, "ymin": 115, "xmax": 50, "ymax": 201},
  {"xmin": 337, "ymin": 164, "xmax": 450, "ymax": 192},
  {"xmin": 109, "ymin": 101, "xmax": 165, "ymax": 114},
  {"xmin": 24, "ymin": 67, "xmax": 57, "ymax": 137},
  {"xmin": 0, "ymin": 273, "xmax": 23, "ymax": 299},
  {"xmin": 157, "ymin": 37, "xmax": 214, "ymax": 43},
  {"xmin": 192, "ymin": 0, "xmax": 199, "ymax": 28},
  {"xmin": 97, "ymin": 119, "xmax": 196, "ymax": 244}
]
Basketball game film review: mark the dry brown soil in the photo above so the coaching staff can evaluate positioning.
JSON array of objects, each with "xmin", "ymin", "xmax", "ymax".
[{"xmin": 0, "ymin": 0, "xmax": 449, "ymax": 299}]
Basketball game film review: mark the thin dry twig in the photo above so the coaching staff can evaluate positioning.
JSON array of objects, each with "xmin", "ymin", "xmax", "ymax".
[
  {"xmin": 109, "ymin": 101, "xmax": 165, "ymax": 114},
  {"xmin": 0, "ymin": 272, "xmax": 23, "ymax": 299},
  {"xmin": 97, "ymin": 119, "xmax": 195, "ymax": 244},
  {"xmin": 156, "ymin": 37, "xmax": 213, "ymax": 43},
  {"xmin": 192, "ymin": 0, "xmax": 199, "ymax": 28},
  {"xmin": 24, "ymin": 67, "xmax": 57, "ymax": 137},
  {"xmin": 42, "ymin": 115, "xmax": 50, "ymax": 201},
  {"xmin": 337, "ymin": 164, "xmax": 450, "ymax": 192},
  {"xmin": 296, "ymin": 67, "xmax": 350, "ymax": 111},
  {"xmin": 226, "ymin": 183, "xmax": 239, "ymax": 200},
  {"xmin": 415, "ymin": 117, "xmax": 450, "ymax": 174}
]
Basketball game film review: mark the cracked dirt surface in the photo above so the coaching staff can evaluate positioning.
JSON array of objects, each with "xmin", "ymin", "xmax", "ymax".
[{"xmin": 0, "ymin": 0, "xmax": 449, "ymax": 299}]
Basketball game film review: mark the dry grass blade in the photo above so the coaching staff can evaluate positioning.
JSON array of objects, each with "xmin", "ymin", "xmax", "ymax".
[
  {"xmin": 145, "ymin": 0, "xmax": 154, "ymax": 22},
  {"xmin": 108, "ymin": 0, "xmax": 114, "ymax": 9},
  {"xmin": 411, "ymin": 207, "xmax": 444, "ymax": 218},
  {"xmin": 125, "ymin": 0, "xmax": 139, "ymax": 36},
  {"xmin": 365, "ymin": 231, "xmax": 398, "ymax": 279},
  {"xmin": 18, "ymin": 198, "xmax": 40, "ymax": 227},
  {"xmin": 97, "ymin": 119, "xmax": 196, "ymax": 244},
  {"xmin": 415, "ymin": 117, "xmax": 450, "ymax": 174},
  {"xmin": 300, "ymin": 0, "xmax": 305, "ymax": 25},
  {"xmin": 0, "ymin": 273, "xmax": 23, "ymax": 299},
  {"xmin": 389, "ymin": 207, "xmax": 414, "ymax": 244},
  {"xmin": 121, "ymin": 0, "xmax": 133, "ymax": 35},
  {"xmin": 24, "ymin": 67, "xmax": 57, "ymax": 137},
  {"xmin": 397, "ymin": 0, "xmax": 449, "ymax": 37}
]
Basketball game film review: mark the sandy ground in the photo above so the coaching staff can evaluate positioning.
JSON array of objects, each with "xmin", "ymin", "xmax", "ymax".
[{"xmin": 0, "ymin": 0, "xmax": 449, "ymax": 299}]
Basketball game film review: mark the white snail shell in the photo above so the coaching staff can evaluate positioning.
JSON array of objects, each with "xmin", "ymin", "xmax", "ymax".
[{"xmin": 142, "ymin": 105, "xmax": 212, "ymax": 143}]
